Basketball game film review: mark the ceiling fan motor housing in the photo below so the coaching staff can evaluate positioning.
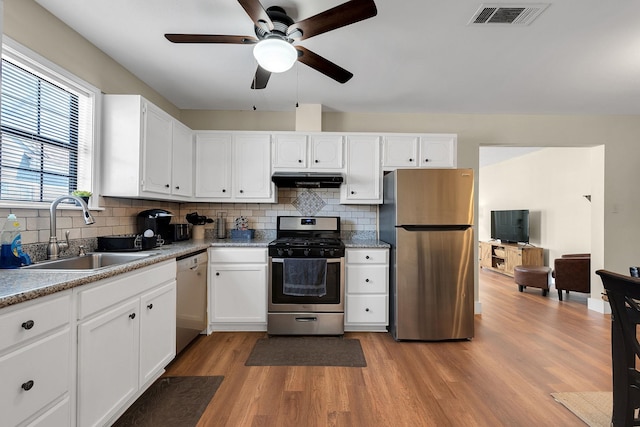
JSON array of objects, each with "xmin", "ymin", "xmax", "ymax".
[{"xmin": 255, "ymin": 6, "xmax": 297, "ymax": 41}]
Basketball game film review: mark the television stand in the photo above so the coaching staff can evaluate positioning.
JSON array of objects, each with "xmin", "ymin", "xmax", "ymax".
[{"xmin": 479, "ymin": 241, "xmax": 544, "ymax": 277}]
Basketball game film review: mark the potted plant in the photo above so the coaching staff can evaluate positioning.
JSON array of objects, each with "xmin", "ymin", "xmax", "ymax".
[{"xmin": 72, "ymin": 190, "xmax": 92, "ymax": 204}]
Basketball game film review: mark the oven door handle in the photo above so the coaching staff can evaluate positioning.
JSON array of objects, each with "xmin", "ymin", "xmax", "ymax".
[
  {"xmin": 270, "ymin": 258, "xmax": 342, "ymax": 263},
  {"xmin": 295, "ymin": 317, "xmax": 318, "ymax": 322}
]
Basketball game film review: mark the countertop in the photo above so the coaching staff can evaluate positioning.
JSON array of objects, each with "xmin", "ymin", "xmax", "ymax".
[{"xmin": 0, "ymin": 237, "xmax": 389, "ymax": 309}]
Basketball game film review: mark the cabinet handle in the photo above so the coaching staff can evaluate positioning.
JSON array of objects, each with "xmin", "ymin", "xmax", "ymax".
[
  {"xmin": 222, "ymin": 189, "xmax": 226, "ymax": 193},
  {"xmin": 365, "ymin": 278, "xmax": 370, "ymax": 283},
  {"xmin": 239, "ymin": 190, "xmax": 244, "ymax": 194},
  {"xmin": 21, "ymin": 380, "xmax": 34, "ymax": 391},
  {"xmin": 424, "ymin": 158, "xmax": 430, "ymax": 162},
  {"xmin": 351, "ymin": 191, "xmax": 355, "ymax": 195},
  {"xmin": 165, "ymin": 184, "xmax": 170, "ymax": 188},
  {"xmin": 175, "ymin": 186, "xmax": 180, "ymax": 190},
  {"xmin": 216, "ymin": 272, "xmax": 220, "ymax": 276},
  {"xmin": 315, "ymin": 159, "xmax": 319, "ymax": 163},
  {"xmin": 129, "ymin": 313, "xmax": 136, "ymax": 320},
  {"xmin": 147, "ymin": 303, "xmax": 153, "ymax": 310},
  {"xmin": 365, "ymin": 308, "xmax": 370, "ymax": 312},
  {"xmin": 365, "ymin": 255, "xmax": 370, "ymax": 259},
  {"xmin": 409, "ymin": 158, "xmax": 414, "ymax": 162},
  {"xmin": 298, "ymin": 159, "xmax": 303, "ymax": 163},
  {"xmin": 21, "ymin": 320, "xmax": 35, "ymax": 330}
]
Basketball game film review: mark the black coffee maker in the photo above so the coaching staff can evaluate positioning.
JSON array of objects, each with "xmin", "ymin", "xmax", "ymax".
[{"xmin": 137, "ymin": 209, "xmax": 172, "ymax": 249}]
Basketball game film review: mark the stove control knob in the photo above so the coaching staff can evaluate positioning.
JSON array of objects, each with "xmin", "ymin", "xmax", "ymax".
[
  {"xmin": 277, "ymin": 248, "xmax": 284, "ymax": 257},
  {"xmin": 329, "ymin": 249, "xmax": 335, "ymax": 257},
  {"xmin": 319, "ymin": 249, "xmax": 325, "ymax": 257},
  {"xmin": 287, "ymin": 249, "xmax": 294, "ymax": 256},
  {"xmin": 304, "ymin": 249, "xmax": 310, "ymax": 256}
]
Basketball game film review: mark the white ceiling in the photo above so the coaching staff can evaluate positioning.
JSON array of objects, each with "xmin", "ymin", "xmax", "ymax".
[{"xmin": 34, "ymin": 0, "xmax": 640, "ymax": 114}]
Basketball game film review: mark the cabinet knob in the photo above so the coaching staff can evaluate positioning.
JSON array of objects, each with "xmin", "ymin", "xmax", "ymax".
[
  {"xmin": 409, "ymin": 158, "xmax": 414, "ymax": 162},
  {"xmin": 365, "ymin": 308, "xmax": 370, "ymax": 312},
  {"xmin": 365, "ymin": 278, "xmax": 370, "ymax": 283},
  {"xmin": 165, "ymin": 184, "xmax": 170, "ymax": 188},
  {"xmin": 147, "ymin": 303, "xmax": 153, "ymax": 310},
  {"xmin": 351, "ymin": 191, "xmax": 355, "ymax": 195},
  {"xmin": 315, "ymin": 159, "xmax": 319, "ymax": 163},
  {"xmin": 424, "ymin": 158, "xmax": 430, "ymax": 162},
  {"xmin": 222, "ymin": 189, "xmax": 226, "ymax": 193},
  {"xmin": 216, "ymin": 272, "xmax": 220, "ymax": 276},
  {"xmin": 298, "ymin": 159, "xmax": 303, "ymax": 163},
  {"xmin": 129, "ymin": 313, "xmax": 136, "ymax": 320},
  {"xmin": 21, "ymin": 320, "xmax": 35, "ymax": 330},
  {"xmin": 175, "ymin": 186, "xmax": 180, "ymax": 190},
  {"xmin": 21, "ymin": 380, "xmax": 34, "ymax": 391},
  {"xmin": 239, "ymin": 190, "xmax": 244, "ymax": 194},
  {"xmin": 365, "ymin": 255, "xmax": 370, "ymax": 259}
]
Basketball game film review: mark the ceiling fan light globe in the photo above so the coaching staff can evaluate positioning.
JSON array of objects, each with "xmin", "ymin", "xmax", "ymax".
[{"xmin": 253, "ymin": 39, "xmax": 297, "ymax": 73}]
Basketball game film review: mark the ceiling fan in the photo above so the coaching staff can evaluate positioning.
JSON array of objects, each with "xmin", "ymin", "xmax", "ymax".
[{"xmin": 164, "ymin": 0, "xmax": 377, "ymax": 89}]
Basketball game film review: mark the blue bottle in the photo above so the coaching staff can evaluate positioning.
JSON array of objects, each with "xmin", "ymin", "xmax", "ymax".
[{"xmin": 0, "ymin": 214, "xmax": 27, "ymax": 269}]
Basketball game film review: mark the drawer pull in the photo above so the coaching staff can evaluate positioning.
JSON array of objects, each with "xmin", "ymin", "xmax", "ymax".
[
  {"xmin": 365, "ymin": 256, "xmax": 370, "ymax": 259},
  {"xmin": 365, "ymin": 279, "xmax": 370, "ymax": 283},
  {"xmin": 22, "ymin": 320, "xmax": 35, "ymax": 330},
  {"xmin": 21, "ymin": 380, "xmax": 34, "ymax": 391},
  {"xmin": 147, "ymin": 304, "xmax": 153, "ymax": 310},
  {"xmin": 129, "ymin": 313, "xmax": 136, "ymax": 320},
  {"xmin": 365, "ymin": 308, "xmax": 370, "ymax": 312}
]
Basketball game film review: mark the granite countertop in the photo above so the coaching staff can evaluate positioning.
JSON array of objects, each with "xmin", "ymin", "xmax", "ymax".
[{"xmin": 0, "ymin": 236, "xmax": 389, "ymax": 309}]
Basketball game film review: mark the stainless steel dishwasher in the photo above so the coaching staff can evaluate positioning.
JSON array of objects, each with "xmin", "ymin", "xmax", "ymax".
[{"xmin": 176, "ymin": 249, "xmax": 208, "ymax": 355}]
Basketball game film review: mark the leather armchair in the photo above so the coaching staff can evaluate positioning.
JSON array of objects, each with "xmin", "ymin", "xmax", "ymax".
[{"xmin": 553, "ymin": 254, "xmax": 591, "ymax": 301}]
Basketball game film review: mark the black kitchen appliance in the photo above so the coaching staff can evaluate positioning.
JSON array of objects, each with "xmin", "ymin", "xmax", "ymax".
[
  {"xmin": 267, "ymin": 216, "xmax": 345, "ymax": 336},
  {"xmin": 165, "ymin": 223, "xmax": 190, "ymax": 242},
  {"xmin": 137, "ymin": 209, "xmax": 172, "ymax": 246}
]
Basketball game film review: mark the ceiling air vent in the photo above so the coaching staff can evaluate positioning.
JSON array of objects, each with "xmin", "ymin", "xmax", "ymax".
[{"xmin": 469, "ymin": 3, "xmax": 549, "ymax": 25}]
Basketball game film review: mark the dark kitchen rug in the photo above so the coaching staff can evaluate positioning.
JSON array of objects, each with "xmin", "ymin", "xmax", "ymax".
[
  {"xmin": 112, "ymin": 376, "xmax": 223, "ymax": 427},
  {"xmin": 245, "ymin": 336, "xmax": 367, "ymax": 367}
]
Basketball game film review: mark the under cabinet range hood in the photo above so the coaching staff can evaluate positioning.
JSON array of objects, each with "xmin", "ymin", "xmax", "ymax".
[{"xmin": 271, "ymin": 172, "xmax": 344, "ymax": 188}]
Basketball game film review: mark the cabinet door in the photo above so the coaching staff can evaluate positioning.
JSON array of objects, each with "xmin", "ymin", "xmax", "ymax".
[
  {"xmin": 479, "ymin": 242, "xmax": 492, "ymax": 268},
  {"xmin": 341, "ymin": 135, "xmax": 382, "ymax": 204},
  {"xmin": 346, "ymin": 295, "xmax": 387, "ymax": 324},
  {"xmin": 419, "ymin": 135, "xmax": 456, "ymax": 167},
  {"xmin": 194, "ymin": 133, "xmax": 233, "ymax": 199},
  {"xmin": 382, "ymin": 136, "xmax": 418, "ymax": 168},
  {"xmin": 77, "ymin": 299, "xmax": 139, "ymax": 427},
  {"xmin": 210, "ymin": 265, "xmax": 267, "ymax": 323},
  {"xmin": 141, "ymin": 102, "xmax": 173, "ymax": 194},
  {"xmin": 234, "ymin": 133, "xmax": 273, "ymax": 200},
  {"xmin": 310, "ymin": 135, "xmax": 343, "ymax": 169},
  {"xmin": 273, "ymin": 134, "xmax": 307, "ymax": 169},
  {"xmin": 505, "ymin": 248, "xmax": 522, "ymax": 275},
  {"xmin": 171, "ymin": 121, "xmax": 193, "ymax": 197},
  {"xmin": 139, "ymin": 282, "xmax": 176, "ymax": 386}
]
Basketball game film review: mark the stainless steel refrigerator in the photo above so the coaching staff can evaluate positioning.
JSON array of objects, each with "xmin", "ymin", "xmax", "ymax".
[{"xmin": 379, "ymin": 169, "xmax": 474, "ymax": 341}]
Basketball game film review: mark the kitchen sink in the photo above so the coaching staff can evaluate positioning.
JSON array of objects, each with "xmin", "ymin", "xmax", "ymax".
[{"xmin": 23, "ymin": 252, "xmax": 158, "ymax": 271}]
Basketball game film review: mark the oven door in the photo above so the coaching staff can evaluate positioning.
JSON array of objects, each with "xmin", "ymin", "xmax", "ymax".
[{"xmin": 269, "ymin": 257, "xmax": 344, "ymax": 312}]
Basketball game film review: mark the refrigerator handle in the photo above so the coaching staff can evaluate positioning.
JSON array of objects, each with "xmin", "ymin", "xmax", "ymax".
[{"xmin": 398, "ymin": 225, "xmax": 471, "ymax": 231}]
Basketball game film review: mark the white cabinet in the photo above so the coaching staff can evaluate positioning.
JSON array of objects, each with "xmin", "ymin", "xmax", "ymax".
[
  {"xmin": 195, "ymin": 132, "xmax": 276, "ymax": 203},
  {"xmin": 272, "ymin": 133, "xmax": 343, "ymax": 170},
  {"xmin": 102, "ymin": 95, "xmax": 194, "ymax": 201},
  {"xmin": 0, "ymin": 291, "xmax": 72, "ymax": 427},
  {"xmin": 345, "ymin": 248, "xmax": 389, "ymax": 332},
  {"xmin": 76, "ymin": 261, "xmax": 176, "ymax": 427},
  {"xmin": 341, "ymin": 135, "xmax": 382, "ymax": 204},
  {"xmin": 208, "ymin": 247, "xmax": 268, "ymax": 331},
  {"xmin": 382, "ymin": 134, "xmax": 457, "ymax": 169}
]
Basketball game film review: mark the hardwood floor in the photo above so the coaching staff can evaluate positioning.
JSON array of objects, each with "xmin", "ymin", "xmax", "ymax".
[{"xmin": 165, "ymin": 269, "xmax": 612, "ymax": 426}]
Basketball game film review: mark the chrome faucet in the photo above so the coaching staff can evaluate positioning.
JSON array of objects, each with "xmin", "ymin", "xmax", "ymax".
[{"xmin": 48, "ymin": 195, "xmax": 95, "ymax": 260}]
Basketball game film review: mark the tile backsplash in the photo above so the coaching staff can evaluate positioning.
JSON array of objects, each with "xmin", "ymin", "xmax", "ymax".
[{"xmin": 1, "ymin": 187, "xmax": 377, "ymax": 251}]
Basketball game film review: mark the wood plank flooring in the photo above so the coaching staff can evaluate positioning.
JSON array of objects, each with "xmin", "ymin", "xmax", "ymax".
[{"xmin": 165, "ymin": 269, "xmax": 612, "ymax": 426}]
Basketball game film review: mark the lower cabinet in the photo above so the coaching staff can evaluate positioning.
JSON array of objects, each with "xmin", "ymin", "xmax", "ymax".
[
  {"xmin": 479, "ymin": 241, "xmax": 544, "ymax": 277},
  {"xmin": 209, "ymin": 247, "xmax": 268, "ymax": 331},
  {"xmin": 345, "ymin": 248, "xmax": 389, "ymax": 332},
  {"xmin": 76, "ymin": 261, "xmax": 176, "ymax": 427},
  {"xmin": 0, "ymin": 291, "xmax": 72, "ymax": 427}
]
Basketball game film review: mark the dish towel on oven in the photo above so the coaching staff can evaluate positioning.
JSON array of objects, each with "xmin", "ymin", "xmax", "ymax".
[{"xmin": 283, "ymin": 258, "xmax": 327, "ymax": 297}]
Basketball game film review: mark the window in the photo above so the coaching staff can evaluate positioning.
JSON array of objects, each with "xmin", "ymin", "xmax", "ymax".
[{"xmin": 0, "ymin": 38, "xmax": 99, "ymax": 205}]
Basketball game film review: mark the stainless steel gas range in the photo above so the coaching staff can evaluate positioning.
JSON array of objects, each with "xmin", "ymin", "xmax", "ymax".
[{"xmin": 267, "ymin": 216, "xmax": 345, "ymax": 335}]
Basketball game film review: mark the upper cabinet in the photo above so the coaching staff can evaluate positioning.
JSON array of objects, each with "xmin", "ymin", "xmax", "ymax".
[
  {"xmin": 195, "ymin": 132, "xmax": 276, "ymax": 203},
  {"xmin": 382, "ymin": 134, "xmax": 457, "ymax": 170},
  {"xmin": 101, "ymin": 95, "xmax": 193, "ymax": 201},
  {"xmin": 341, "ymin": 135, "xmax": 382, "ymax": 204},
  {"xmin": 272, "ymin": 133, "xmax": 343, "ymax": 170}
]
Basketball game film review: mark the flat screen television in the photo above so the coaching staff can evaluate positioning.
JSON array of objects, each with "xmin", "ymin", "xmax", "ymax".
[{"xmin": 490, "ymin": 209, "xmax": 530, "ymax": 243}]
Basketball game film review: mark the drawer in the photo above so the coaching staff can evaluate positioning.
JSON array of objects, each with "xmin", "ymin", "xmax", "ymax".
[
  {"xmin": 0, "ymin": 291, "xmax": 70, "ymax": 353},
  {"xmin": 347, "ymin": 265, "xmax": 388, "ymax": 294},
  {"xmin": 25, "ymin": 396, "xmax": 70, "ymax": 427},
  {"xmin": 346, "ymin": 295, "xmax": 387, "ymax": 324},
  {"xmin": 346, "ymin": 249, "xmax": 389, "ymax": 264},
  {"xmin": 209, "ymin": 247, "xmax": 267, "ymax": 264},
  {"xmin": 0, "ymin": 328, "xmax": 71, "ymax": 427},
  {"xmin": 77, "ymin": 260, "xmax": 175, "ymax": 319}
]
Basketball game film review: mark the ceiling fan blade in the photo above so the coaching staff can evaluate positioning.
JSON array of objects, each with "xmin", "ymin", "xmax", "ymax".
[
  {"xmin": 287, "ymin": 0, "xmax": 377, "ymax": 40},
  {"xmin": 165, "ymin": 34, "xmax": 257, "ymax": 44},
  {"xmin": 295, "ymin": 46, "xmax": 353, "ymax": 84},
  {"xmin": 251, "ymin": 66, "xmax": 271, "ymax": 89},
  {"xmin": 237, "ymin": 0, "xmax": 274, "ymax": 32}
]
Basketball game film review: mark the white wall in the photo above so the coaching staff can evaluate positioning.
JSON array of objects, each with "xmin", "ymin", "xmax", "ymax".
[{"xmin": 479, "ymin": 147, "xmax": 594, "ymax": 264}]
